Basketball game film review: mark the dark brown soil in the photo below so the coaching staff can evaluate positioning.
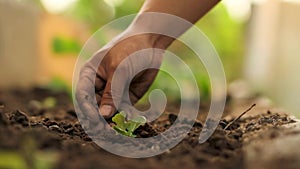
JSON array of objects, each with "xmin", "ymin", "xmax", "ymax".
[{"xmin": 0, "ymin": 88, "xmax": 296, "ymax": 169}]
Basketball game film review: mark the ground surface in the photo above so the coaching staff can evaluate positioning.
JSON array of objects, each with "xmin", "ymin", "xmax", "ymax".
[{"xmin": 0, "ymin": 88, "xmax": 299, "ymax": 169}]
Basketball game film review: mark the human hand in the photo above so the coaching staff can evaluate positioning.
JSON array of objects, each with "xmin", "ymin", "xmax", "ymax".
[{"xmin": 77, "ymin": 33, "xmax": 169, "ymax": 119}]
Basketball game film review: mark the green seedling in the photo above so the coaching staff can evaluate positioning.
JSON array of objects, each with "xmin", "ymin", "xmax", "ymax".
[{"xmin": 112, "ymin": 111, "xmax": 147, "ymax": 137}]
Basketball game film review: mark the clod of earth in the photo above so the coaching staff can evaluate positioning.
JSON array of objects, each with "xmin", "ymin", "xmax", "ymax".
[
  {"xmin": 0, "ymin": 110, "xmax": 8, "ymax": 126},
  {"xmin": 9, "ymin": 110, "xmax": 29, "ymax": 126}
]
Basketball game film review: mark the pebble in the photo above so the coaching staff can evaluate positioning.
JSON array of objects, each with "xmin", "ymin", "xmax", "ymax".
[
  {"xmin": 49, "ymin": 125, "xmax": 61, "ymax": 132},
  {"xmin": 0, "ymin": 111, "xmax": 8, "ymax": 125},
  {"xmin": 10, "ymin": 110, "xmax": 29, "ymax": 126}
]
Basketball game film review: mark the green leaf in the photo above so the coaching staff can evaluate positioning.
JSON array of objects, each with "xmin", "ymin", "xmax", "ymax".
[
  {"xmin": 113, "ymin": 126, "xmax": 129, "ymax": 136},
  {"xmin": 111, "ymin": 112, "xmax": 146, "ymax": 137},
  {"xmin": 132, "ymin": 116, "xmax": 147, "ymax": 124},
  {"xmin": 112, "ymin": 111, "xmax": 126, "ymax": 131},
  {"xmin": 126, "ymin": 116, "xmax": 146, "ymax": 133}
]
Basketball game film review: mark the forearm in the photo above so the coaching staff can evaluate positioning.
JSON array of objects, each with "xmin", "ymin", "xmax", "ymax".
[
  {"xmin": 141, "ymin": 0, "xmax": 220, "ymax": 24},
  {"xmin": 127, "ymin": 0, "xmax": 220, "ymax": 48}
]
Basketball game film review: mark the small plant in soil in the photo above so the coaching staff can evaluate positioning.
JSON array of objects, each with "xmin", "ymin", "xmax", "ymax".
[{"xmin": 112, "ymin": 111, "xmax": 146, "ymax": 137}]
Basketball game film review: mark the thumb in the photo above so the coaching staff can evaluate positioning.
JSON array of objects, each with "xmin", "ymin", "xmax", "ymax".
[
  {"xmin": 99, "ymin": 77, "xmax": 126, "ymax": 118},
  {"xmin": 99, "ymin": 80, "xmax": 115, "ymax": 118}
]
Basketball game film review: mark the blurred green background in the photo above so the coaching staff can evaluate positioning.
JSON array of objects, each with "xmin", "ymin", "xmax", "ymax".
[
  {"xmin": 25, "ymin": 0, "xmax": 246, "ymax": 101},
  {"xmin": 4, "ymin": 0, "xmax": 300, "ymax": 113}
]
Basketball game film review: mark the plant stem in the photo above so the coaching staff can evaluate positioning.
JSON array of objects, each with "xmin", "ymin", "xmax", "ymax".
[{"xmin": 224, "ymin": 104, "xmax": 256, "ymax": 130}]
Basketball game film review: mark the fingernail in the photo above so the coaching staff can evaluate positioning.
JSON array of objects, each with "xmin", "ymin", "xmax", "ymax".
[{"xmin": 100, "ymin": 105, "xmax": 113, "ymax": 118}]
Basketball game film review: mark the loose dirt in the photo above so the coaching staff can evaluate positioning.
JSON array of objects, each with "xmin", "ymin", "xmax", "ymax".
[{"xmin": 0, "ymin": 88, "xmax": 298, "ymax": 169}]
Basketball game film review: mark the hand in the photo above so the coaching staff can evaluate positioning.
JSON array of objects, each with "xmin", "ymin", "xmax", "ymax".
[{"xmin": 77, "ymin": 33, "xmax": 167, "ymax": 119}]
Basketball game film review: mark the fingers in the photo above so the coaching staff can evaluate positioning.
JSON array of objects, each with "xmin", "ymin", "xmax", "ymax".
[
  {"xmin": 128, "ymin": 68, "xmax": 159, "ymax": 104},
  {"xmin": 99, "ymin": 80, "xmax": 116, "ymax": 118},
  {"xmin": 96, "ymin": 47, "xmax": 164, "ymax": 119},
  {"xmin": 75, "ymin": 66, "xmax": 100, "ymax": 123},
  {"xmin": 99, "ymin": 67, "xmax": 129, "ymax": 118},
  {"xmin": 95, "ymin": 75, "xmax": 105, "ymax": 105}
]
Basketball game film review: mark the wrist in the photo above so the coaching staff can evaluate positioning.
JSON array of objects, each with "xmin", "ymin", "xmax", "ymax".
[
  {"xmin": 123, "ymin": 12, "xmax": 191, "ymax": 49},
  {"xmin": 120, "ymin": 31, "xmax": 174, "ymax": 50},
  {"xmin": 146, "ymin": 33, "xmax": 175, "ymax": 49}
]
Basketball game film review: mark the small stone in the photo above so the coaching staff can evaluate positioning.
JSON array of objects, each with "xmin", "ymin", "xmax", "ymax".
[
  {"xmin": 10, "ymin": 110, "xmax": 29, "ymax": 126},
  {"xmin": 193, "ymin": 121, "xmax": 203, "ymax": 128},
  {"xmin": 44, "ymin": 121, "xmax": 58, "ymax": 127},
  {"xmin": 64, "ymin": 127, "xmax": 74, "ymax": 134},
  {"xmin": 67, "ymin": 110, "xmax": 77, "ymax": 118},
  {"xmin": 28, "ymin": 100, "xmax": 43, "ymax": 110},
  {"xmin": 49, "ymin": 125, "xmax": 61, "ymax": 132},
  {"xmin": 0, "ymin": 111, "xmax": 8, "ymax": 125},
  {"xmin": 168, "ymin": 114, "xmax": 177, "ymax": 124}
]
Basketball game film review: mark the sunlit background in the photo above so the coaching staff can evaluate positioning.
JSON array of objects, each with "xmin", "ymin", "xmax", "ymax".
[{"xmin": 0, "ymin": 0, "xmax": 300, "ymax": 115}]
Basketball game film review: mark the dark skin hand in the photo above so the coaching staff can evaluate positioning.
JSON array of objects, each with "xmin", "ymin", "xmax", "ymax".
[
  {"xmin": 76, "ymin": 0, "xmax": 220, "ymax": 119},
  {"xmin": 94, "ymin": 34, "xmax": 165, "ymax": 118}
]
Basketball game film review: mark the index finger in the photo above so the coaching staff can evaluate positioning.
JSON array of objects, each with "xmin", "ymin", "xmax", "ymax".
[{"xmin": 75, "ymin": 65, "xmax": 101, "ymax": 124}]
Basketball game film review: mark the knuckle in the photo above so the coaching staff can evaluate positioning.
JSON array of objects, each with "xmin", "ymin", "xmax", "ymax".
[
  {"xmin": 79, "ymin": 65, "xmax": 95, "ymax": 79},
  {"xmin": 75, "ymin": 89, "xmax": 92, "ymax": 104}
]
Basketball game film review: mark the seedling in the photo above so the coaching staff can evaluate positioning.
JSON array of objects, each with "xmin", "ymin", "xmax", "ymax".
[{"xmin": 112, "ymin": 111, "xmax": 147, "ymax": 137}]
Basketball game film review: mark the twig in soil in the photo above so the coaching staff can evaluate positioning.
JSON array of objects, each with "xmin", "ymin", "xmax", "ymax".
[{"xmin": 224, "ymin": 104, "xmax": 256, "ymax": 130}]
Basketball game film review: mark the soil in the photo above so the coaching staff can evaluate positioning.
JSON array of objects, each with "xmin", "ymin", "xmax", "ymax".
[{"xmin": 0, "ymin": 88, "xmax": 298, "ymax": 169}]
